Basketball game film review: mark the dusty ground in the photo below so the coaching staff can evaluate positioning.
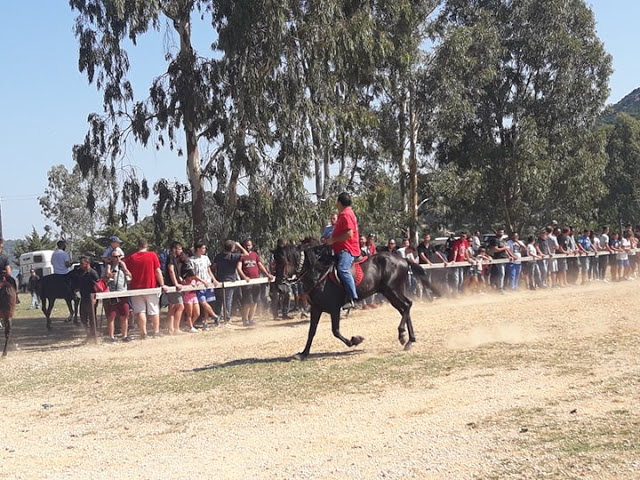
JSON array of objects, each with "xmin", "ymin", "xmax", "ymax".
[{"xmin": 1, "ymin": 280, "xmax": 639, "ymax": 480}]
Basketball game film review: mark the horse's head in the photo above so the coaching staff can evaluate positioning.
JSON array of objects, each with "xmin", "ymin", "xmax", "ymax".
[
  {"xmin": 277, "ymin": 244, "xmax": 303, "ymax": 280},
  {"xmin": 67, "ymin": 267, "xmax": 85, "ymax": 290}
]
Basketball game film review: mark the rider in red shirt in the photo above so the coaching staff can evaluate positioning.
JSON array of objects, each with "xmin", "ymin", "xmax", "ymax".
[{"xmin": 325, "ymin": 192, "xmax": 360, "ymax": 308}]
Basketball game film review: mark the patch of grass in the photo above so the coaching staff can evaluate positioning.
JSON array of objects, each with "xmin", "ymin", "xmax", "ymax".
[
  {"xmin": 13, "ymin": 292, "xmax": 73, "ymax": 320},
  {"xmin": 482, "ymin": 396, "xmax": 640, "ymax": 478},
  {"xmin": 114, "ymin": 352, "xmax": 471, "ymax": 415},
  {"xmin": 0, "ymin": 361, "xmax": 140, "ymax": 396}
]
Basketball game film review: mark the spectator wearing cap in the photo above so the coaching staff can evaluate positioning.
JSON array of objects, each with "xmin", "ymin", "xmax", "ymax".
[
  {"xmin": 102, "ymin": 236, "xmax": 124, "ymax": 263},
  {"xmin": 103, "ymin": 249, "xmax": 133, "ymax": 342}
]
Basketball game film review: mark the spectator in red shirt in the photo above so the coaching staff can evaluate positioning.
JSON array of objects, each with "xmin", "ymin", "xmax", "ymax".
[
  {"xmin": 238, "ymin": 239, "xmax": 273, "ymax": 326},
  {"xmin": 125, "ymin": 238, "xmax": 168, "ymax": 339},
  {"xmin": 449, "ymin": 232, "xmax": 471, "ymax": 294},
  {"xmin": 325, "ymin": 192, "xmax": 360, "ymax": 308},
  {"xmin": 366, "ymin": 234, "xmax": 377, "ymax": 255}
]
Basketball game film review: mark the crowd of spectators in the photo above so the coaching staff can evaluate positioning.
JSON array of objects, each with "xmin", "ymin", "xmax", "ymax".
[
  {"xmin": 368, "ymin": 222, "xmax": 640, "ymax": 300},
  {"xmin": 32, "ymin": 217, "xmax": 640, "ymax": 343}
]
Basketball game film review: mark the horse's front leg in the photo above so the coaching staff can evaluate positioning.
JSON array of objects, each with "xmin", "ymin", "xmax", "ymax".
[
  {"xmin": 2, "ymin": 318, "xmax": 11, "ymax": 357},
  {"xmin": 67, "ymin": 293, "xmax": 80, "ymax": 325},
  {"xmin": 65, "ymin": 297, "xmax": 75, "ymax": 323},
  {"xmin": 293, "ymin": 307, "xmax": 323, "ymax": 361},
  {"xmin": 43, "ymin": 299, "xmax": 54, "ymax": 330},
  {"xmin": 330, "ymin": 309, "xmax": 364, "ymax": 349}
]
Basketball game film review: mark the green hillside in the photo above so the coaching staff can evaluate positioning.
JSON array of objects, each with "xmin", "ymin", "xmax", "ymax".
[{"xmin": 598, "ymin": 87, "xmax": 640, "ymax": 125}]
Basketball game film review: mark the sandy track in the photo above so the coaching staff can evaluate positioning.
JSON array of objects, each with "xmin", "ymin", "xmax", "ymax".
[{"xmin": 1, "ymin": 280, "xmax": 639, "ymax": 479}]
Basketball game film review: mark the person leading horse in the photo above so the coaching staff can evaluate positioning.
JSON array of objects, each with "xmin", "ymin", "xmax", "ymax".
[{"xmin": 0, "ymin": 238, "xmax": 19, "ymax": 305}]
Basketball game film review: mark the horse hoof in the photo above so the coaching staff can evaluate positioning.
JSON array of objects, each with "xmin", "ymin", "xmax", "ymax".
[
  {"xmin": 398, "ymin": 335, "xmax": 407, "ymax": 346},
  {"xmin": 292, "ymin": 353, "xmax": 307, "ymax": 361},
  {"xmin": 350, "ymin": 335, "xmax": 365, "ymax": 347},
  {"xmin": 403, "ymin": 341, "xmax": 413, "ymax": 351}
]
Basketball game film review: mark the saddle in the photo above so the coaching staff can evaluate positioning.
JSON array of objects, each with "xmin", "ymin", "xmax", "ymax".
[{"xmin": 328, "ymin": 256, "xmax": 367, "ymax": 288}]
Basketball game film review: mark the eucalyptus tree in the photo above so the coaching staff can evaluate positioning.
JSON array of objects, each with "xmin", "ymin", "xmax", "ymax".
[
  {"xmin": 600, "ymin": 114, "xmax": 640, "ymax": 230},
  {"xmin": 70, "ymin": 0, "xmax": 386, "ymax": 243},
  {"xmin": 39, "ymin": 164, "xmax": 112, "ymax": 248},
  {"xmin": 70, "ymin": 0, "xmax": 226, "ymax": 241},
  {"xmin": 429, "ymin": 0, "xmax": 612, "ymax": 233},
  {"xmin": 373, "ymin": 0, "xmax": 440, "ymax": 242}
]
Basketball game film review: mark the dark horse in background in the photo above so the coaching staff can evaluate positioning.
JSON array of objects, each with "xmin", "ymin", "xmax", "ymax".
[
  {"xmin": 39, "ymin": 269, "xmax": 82, "ymax": 330},
  {"xmin": 282, "ymin": 245, "xmax": 440, "ymax": 360},
  {"xmin": 0, "ymin": 276, "xmax": 17, "ymax": 356}
]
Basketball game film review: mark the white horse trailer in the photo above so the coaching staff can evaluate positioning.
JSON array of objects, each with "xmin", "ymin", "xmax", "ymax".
[{"xmin": 19, "ymin": 250, "xmax": 54, "ymax": 288}]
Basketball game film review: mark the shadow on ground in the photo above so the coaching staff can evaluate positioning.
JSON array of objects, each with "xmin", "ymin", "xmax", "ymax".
[
  {"xmin": 7, "ymin": 315, "xmax": 107, "ymax": 353},
  {"xmin": 189, "ymin": 349, "xmax": 363, "ymax": 372}
]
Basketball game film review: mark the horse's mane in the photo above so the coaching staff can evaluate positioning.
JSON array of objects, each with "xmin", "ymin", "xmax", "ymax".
[
  {"xmin": 304, "ymin": 244, "xmax": 334, "ymax": 270},
  {"xmin": 300, "ymin": 237, "xmax": 321, "ymax": 248}
]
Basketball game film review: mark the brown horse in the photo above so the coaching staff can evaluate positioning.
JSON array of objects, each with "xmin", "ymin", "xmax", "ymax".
[
  {"xmin": 0, "ymin": 276, "xmax": 16, "ymax": 357},
  {"xmin": 282, "ymin": 245, "xmax": 439, "ymax": 360}
]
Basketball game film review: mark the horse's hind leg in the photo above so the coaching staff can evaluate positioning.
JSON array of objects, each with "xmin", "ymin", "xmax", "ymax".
[{"xmin": 383, "ymin": 290, "xmax": 414, "ymax": 349}]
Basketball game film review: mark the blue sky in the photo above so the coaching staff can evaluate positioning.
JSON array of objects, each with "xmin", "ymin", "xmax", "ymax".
[{"xmin": 1, "ymin": 1, "xmax": 638, "ymax": 240}]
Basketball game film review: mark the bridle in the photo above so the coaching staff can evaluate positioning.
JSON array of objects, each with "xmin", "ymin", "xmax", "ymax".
[{"xmin": 287, "ymin": 248, "xmax": 334, "ymax": 296}]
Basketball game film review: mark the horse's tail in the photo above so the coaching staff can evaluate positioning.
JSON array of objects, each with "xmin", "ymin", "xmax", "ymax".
[{"xmin": 408, "ymin": 261, "xmax": 441, "ymax": 299}]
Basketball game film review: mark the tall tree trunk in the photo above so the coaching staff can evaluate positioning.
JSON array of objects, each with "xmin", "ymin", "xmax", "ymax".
[
  {"xmin": 409, "ymin": 85, "xmax": 419, "ymax": 245},
  {"xmin": 398, "ymin": 91, "xmax": 409, "ymax": 214},
  {"xmin": 172, "ymin": 8, "xmax": 205, "ymax": 241},
  {"xmin": 186, "ymin": 127, "xmax": 205, "ymax": 241}
]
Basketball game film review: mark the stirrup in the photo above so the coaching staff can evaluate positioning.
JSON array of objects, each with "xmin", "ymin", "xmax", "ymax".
[{"xmin": 342, "ymin": 299, "xmax": 355, "ymax": 310}]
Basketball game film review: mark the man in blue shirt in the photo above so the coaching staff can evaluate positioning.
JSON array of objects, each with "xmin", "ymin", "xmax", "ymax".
[{"xmin": 51, "ymin": 241, "xmax": 71, "ymax": 274}]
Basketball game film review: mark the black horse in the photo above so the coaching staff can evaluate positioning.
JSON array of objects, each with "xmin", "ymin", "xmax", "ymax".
[
  {"xmin": 282, "ymin": 245, "xmax": 439, "ymax": 360},
  {"xmin": 0, "ymin": 276, "xmax": 16, "ymax": 357},
  {"xmin": 39, "ymin": 270, "xmax": 81, "ymax": 330}
]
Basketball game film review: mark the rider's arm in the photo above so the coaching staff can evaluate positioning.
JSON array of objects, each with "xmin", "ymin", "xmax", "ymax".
[{"xmin": 326, "ymin": 229, "xmax": 353, "ymax": 244}]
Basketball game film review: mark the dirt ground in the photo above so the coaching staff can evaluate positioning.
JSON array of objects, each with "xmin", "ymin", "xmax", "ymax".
[{"xmin": 1, "ymin": 280, "xmax": 639, "ymax": 480}]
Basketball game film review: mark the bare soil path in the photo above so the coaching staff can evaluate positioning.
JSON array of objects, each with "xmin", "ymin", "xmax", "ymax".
[{"xmin": 1, "ymin": 281, "xmax": 639, "ymax": 479}]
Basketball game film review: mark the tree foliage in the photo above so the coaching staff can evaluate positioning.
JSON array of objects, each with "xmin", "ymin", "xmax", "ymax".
[
  {"xmin": 13, "ymin": 227, "xmax": 57, "ymax": 263},
  {"xmin": 64, "ymin": 0, "xmax": 616, "ymax": 248},
  {"xmin": 428, "ymin": 0, "xmax": 612, "ymax": 233},
  {"xmin": 600, "ymin": 114, "xmax": 640, "ymax": 229},
  {"xmin": 39, "ymin": 164, "xmax": 113, "ymax": 249}
]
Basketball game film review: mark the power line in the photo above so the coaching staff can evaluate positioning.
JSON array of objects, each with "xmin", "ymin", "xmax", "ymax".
[{"xmin": 0, "ymin": 194, "xmax": 41, "ymax": 201}]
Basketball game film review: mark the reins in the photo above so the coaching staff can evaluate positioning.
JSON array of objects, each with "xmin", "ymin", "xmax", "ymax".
[{"xmin": 288, "ymin": 248, "xmax": 334, "ymax": 296}]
